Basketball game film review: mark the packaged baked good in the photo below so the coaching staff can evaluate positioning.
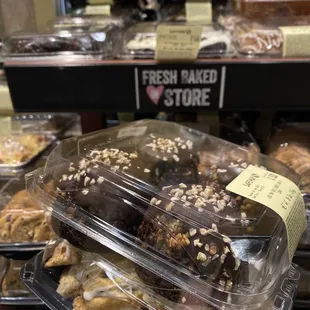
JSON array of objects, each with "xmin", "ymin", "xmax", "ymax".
[
  {"xmin": 0, "ymin": 256, "xmax": 42, "ymax": 306},
  {"xmin": 122, "ymin": 22, "xmax": 233, "ymax": 59},
  {"xmin": 21, "ymin": 238, "xmax": 299, "ymax": 310},
  {"xmin": 27, "ymin": 120, "xmax": 305, "ymax": 308},
  {"xmin": 0, "ymin": 178, "xmax": 54, "ymax": 248},
  {"xmin": 233, "ymin": 0, "xmax": 310, "ymax": 19},
  {"xmin": 3, "ymin": 25, "xmax": 122, "ymax": 60},
  {"xmin": 0, "ymin": 134, "xmax": 51, "ymax": 166},
  {"xmin": 232, "ymin": 21, "xmax": 283, "ymax": 56},
  {"xmin": 267, "ymin": 123, "xmax": 310, "ymax": 193}
]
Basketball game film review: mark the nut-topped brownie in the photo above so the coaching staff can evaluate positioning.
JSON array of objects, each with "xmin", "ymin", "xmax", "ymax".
[{"xmin": 51, "ymin": 134, "xmax": 199, "ymax": 249}]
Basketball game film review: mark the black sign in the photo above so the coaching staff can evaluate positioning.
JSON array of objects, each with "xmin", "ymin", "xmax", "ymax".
[{"xmin": 135, "ymin": 65, "xmax": 226, "ymax": 110}]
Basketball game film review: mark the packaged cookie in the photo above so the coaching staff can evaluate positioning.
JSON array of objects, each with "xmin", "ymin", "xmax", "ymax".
[
  {"xmin": 22, "ymin": 238, "xmax": 299, "ymax": 310},
  {"xmin": 27, "ymin": 120, "xmax": 306, "ymax": 308},
  {"xmin": 267, "ymin": 123, "xmax": 310, "ymax": 193},
  {"xmin": 0, "ymin": 178, "xmax": 54, "ymax": 254},
  {"xmin": 0, "ymin": 257, "xmax": 42, "ymax": 306},
  {"xmin": 122, "ymin": 22, "xmax": 233, "ymax": 59}
]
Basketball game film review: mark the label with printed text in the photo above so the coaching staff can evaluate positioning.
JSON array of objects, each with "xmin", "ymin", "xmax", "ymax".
[
  {"xmin": 186, "ymin": 1, "xmax": 212, "ymax": 23},
  {"xmin": 280, "ymin": 26, "xmax": 310, "ymax": 57},
  {"xmin": 155, "ymin": 25, "xmax": 202, "ymax": 61},
  {"xmin": 226, "ymin": 165, "xmax": 306, "ymax": 261}
]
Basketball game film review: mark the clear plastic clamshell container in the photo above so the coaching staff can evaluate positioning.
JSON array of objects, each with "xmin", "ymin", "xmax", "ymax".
[
  {"xmin": 0, "ymin": 178, "xmax": 54, "ymax": 257},
  {"xmin": 122, "ymin": 23, "xmax": 233, "ymax": 59},
  {"xmin": 233, "ymin": 0, "xmax": 310, "ymax": 19},
  {"xmin": 0, "ymin": 256, "xmax": 42, "ymax": 305},
  {"xmin": 3, "ymin": 25, "xmax": 122, "ymax": 60},
  {"xmin": 11, "ymin": 113, "xmax": 79, "ymax": 136},
  {"xmin": 49, "ymin": 15, "xmax": 126, "ymax": 31},
  {"xmin": 0, "ymin": 134, "xmax": 55, "ymax": 177},
  {"xmin": 232, "ymin": 21, "xmax": 283, "ymax": 56},
  {"xmin": 27, "ymin": 120, "xmax": 304, "ymax": 309},
  {"xmin": 22, "ymin": 238, "xmax": 299, "ymax": 310}
]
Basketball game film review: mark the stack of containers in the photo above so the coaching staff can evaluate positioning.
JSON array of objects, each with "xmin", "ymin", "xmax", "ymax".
[
  {"xmin": 0, "ymin": 114, "xmax": 79, "ymax": 307},
  {"xmin": 264, "ymin": 120, "xmax": 310, "ymax": 307},
  {"xmin": 24, "ymin": 120, "xmax": 305, "ymax": 309}
]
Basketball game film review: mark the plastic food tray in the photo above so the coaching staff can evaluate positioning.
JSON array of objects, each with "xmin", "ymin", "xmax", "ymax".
[
  {"xmin": 0, "ymin": 178, "xmax": 53, "ymax": 259},
  {"xmin": 27, "ymin": 120, "xmax": 304, "ymax": 309},
  {"xmin": 11, "ymin": 113, "xmax": 79, "ymax": 136},
  {"xmin": 0, "ymin": 256, "xmax": 42, "ymax": 306},
  {"xmin": 0, "ymin": 134, "xmax": 55, "ymax": 177},
  {"xmin": 21, "ymin": 239, "xmax": 299, "ymax": 310}
]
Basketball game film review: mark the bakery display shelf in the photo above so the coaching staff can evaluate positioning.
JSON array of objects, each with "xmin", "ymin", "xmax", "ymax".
[{"xmin": 5, "ymin": 58, "xmax": 310, "ymax": 113}]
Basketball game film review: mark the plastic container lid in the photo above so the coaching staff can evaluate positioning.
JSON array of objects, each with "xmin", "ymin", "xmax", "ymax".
[
  {"xmin": 3, "ymin": 25, "xmax": 122, "ymax": 60},
  {"xmin": 49, "ymin": 16, "xmax": 125, "ymax": 30},
  {"xmin": 0, "ymin": 178, "xmax": 54, "ymax": 252},
  {"xmin": 21, "ymin": 238, "xmax": 299, "ymax": 310},
  {"xmin": 11, "ymin": 113, "xmax": 79, "ymax": 136},
  {"xmin": 27, "ymin": 120, "xmax": 303, "ymax": 308},
  {"xmin": 122, "ymin": 23, "xmax": 233, "ymax": 59}
]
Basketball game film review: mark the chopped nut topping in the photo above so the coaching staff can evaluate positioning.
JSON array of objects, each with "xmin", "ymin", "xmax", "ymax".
[
  {"xmin": 212, "ymin": 224, "xmax": 218, "ymax": 232},
  {"xmin": 68, "ymin": 175, "xmax": 73, "ymax": 181},
  {"xmin": 205, "ymin": 244, "xmax": 210, "ymax": 252},
  {"xmin": 179, "ymin": 183, "xmax": 187, "ymax": 189},
  {"xmin": 150, "ymin": 197, "xmax": 158, "ymax": 205},
  {"xmin": 97, "ymin": 176, "xmax": 104, "ymax": 184},
  {"xmin": 68, "ymin": 166, "xmax": 76, "ymax": 172},
  {"xmin": 220, "ymin": 254, "xmax": 226, "ymax": 264},
  {"xmin": 223, "ymin": 235, "xmax": 232, "ymax": 243},
  {"xmin": 189, "ymin": 228, "xmax": 197, "ymax": 237},
  {"xmin": 82, "ymin": 189, "xmax": 89, "ymax": 195},
  {"xmin": 162, "ymin": 185, "xmax": 172, "ymax": 190},
  {"xmin": 197, "ymin": 252, "xmax": 207, "ymax": 262},
  {"xmin": 241, "ymin": 162, "xmax": 248, "ymax": 168},
  {"xmin": 144, "ymin": 168, "xmax": 150, "ymax": 173},
  {"xmin": 199, "ymin": 228, "xmax": 208, "ymax": 236},
  {"xmin": 155, "ymin": 200, "xmax": 162, "ymax": 205},
  {"xmin": 166, "ymin": 202, "xmax": 174, "ymax": 211},
  {"xmin": 84, "ymin": 176, "xmax": 90, "ymax": 187},
  {"xmin": 212, "ymin": 254, "xmax": 219, "ymax": 261},
  {"xmin": 193, "ymin": 239, "xmax": 201, "ymax": 246},
  {"xmin": 90, "ymin": 178, "xmax": 96, "ymax": 185},
  {"xmin": 62, "ymin": 174, "xmax": 68, "ymax": 181}
]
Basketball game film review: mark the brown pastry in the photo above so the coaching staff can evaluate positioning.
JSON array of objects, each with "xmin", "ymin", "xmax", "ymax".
[
  {"xmin": 0, "ymin": 190, "xmax": 54, "ymax": 243},
  {"xmin": 2, "ymin": 260, "xmax": 29, "ymax": 297},
  {"xmin": 80, "ymin": 277, "xmax": 142, "ymax": 310},
  {"xmin": 45, "ymin": 240, "xmax": 81, "ymax": 267},
  {"xmin": 233, "ymin": 22, "xmax": 283, "ymax": 55},
  {"xmin": 271, "ymin": 143, "xmax": 310, "ymax": 175},
  {"xmin": 0, "ymin": 134, "xmax": 49, "ymax": 165},
  {"xmin": 57, "ymin": 264, "xmax": 84, "ymax": 298}
]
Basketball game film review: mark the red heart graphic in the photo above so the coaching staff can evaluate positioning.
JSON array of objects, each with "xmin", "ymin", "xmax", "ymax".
[{"xmin": 146, "ymin": 85, "xmax": 165, "ymax": 105}]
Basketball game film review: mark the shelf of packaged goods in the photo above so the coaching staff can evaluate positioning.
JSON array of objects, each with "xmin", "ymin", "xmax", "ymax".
[{"xmin": 4, "ymin": 58, "xmax": 310, "ymax": 112}]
